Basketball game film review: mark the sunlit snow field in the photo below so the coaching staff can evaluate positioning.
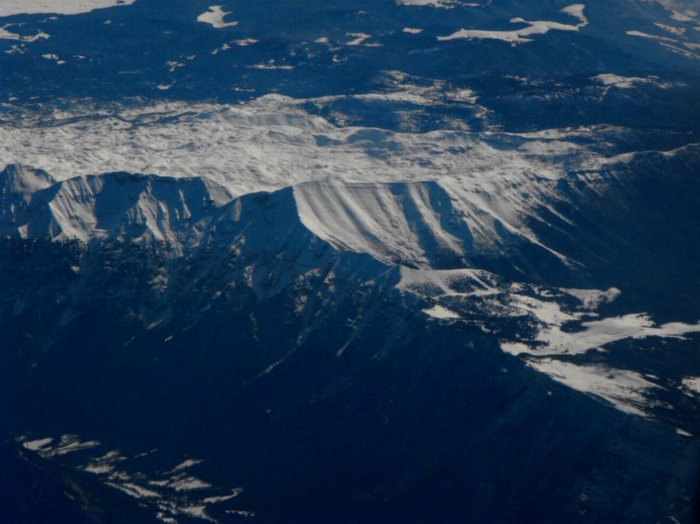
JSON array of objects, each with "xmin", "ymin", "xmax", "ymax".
[{"xmin": 0, "ymin": 0, "xmax": 136, "ymax": 18}]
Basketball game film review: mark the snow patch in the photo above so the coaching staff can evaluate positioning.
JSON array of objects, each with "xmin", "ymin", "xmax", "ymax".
[
  {"xmin": 655, "ymin": 23, "xmax": 686, "ymax": 36},
  {"xmin": 502, "ymin": 314, "xmax": 700, "ymax": 357},
  {"xmin": 14, "ymin": 433, "xmax": 253, "ymax": 524},
  {"xmin": 167, "ymin": 459, "xmax": 202, "ymax": 473},
  {"xmin": 107, "ymin": 482, "xmax": 162, "ymax": 499},
  {"xmin": 682, "ymin": 377, "xmax": 700, "ymax": 395},
  {"xmin": 47, "ymin": 435, "xmax": 101, "ymax": 457},
  {"xmin": 169, "ymin": 476, "xmax": 212, "ymax": 491},
  {"xmin": 527, "ymin": 358, "xmax": 658, "ymax": 417},
  {"xmin": 226, "ymin": 510, "xmax": 256, "ymax": 517},
  {"xmin": 448, "ymin": 89, "xmax": 478, "ymax": 102},
  {"xmin": 0, "ymin": 0, "xmax": 136, "ymax": 18},
  {"xmin": 203, "ymin": 488, "xmax": 243, "ymax": 504},
  {"xmin": 438, "ymin": 4, "xmax": 587, "ymax": 45},
  {"xmin": 397, "ymin": 0, "xmax": 470, "ymax": 8},
  {"xmin": 671, "ymin": 10, "xmax": 693, "ymax": 22},
  {"xmin": 84, "ymin": 464, "xmax": 115, "ymax": 474},
  {"xmin": 593, "ymin": 74, "xmax": 676, "ymax": 90},
  {"xmin": 561, "ymin": 287, "xmax": 620, "ymax": 308},
  {"xmin": 178, "ymin": 505, "xmax": 216, "ymax": 522},
  {"xmin": 22, "ymin": 437, "xmax": 53, "ymax": 451},
  {"xmin": 0, "ymin": 25, "xmax": 50, "ymax": 41},
  {"xmin": 626, "ymin": 30, "xmax": 677, "ymax": 42},
  {"xmin": 345, "ymin": 32, "xmax": 381, "ymax": 46},
  {"xmin": 423, "ymin": 305, "xmax": 461, "ymax": 319},
  {"xmin": 233, "ymin": 38, "xmax": 257, "ymax": 46},
  {"xmin": 197, "ymin": 6, "xmax": 238, "ymax": 29},
  {"xmin": 42, "ymin": 53, "xmax": 65, "ymax": 64},
  {"xmin": 248, "ymin": 63, "xmax": 294, "ymax": 70}
]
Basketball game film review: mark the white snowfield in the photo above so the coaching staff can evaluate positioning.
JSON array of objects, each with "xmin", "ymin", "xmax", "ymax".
[
  {"xmin": 562, "ymin": 287, "xmax": 621, "ymax": 309},
  {"xmin": 438, "ymin": 4, "xmax": 587, "ymax": 44},
  {"xmin": 526, "ymin": 359, "xmax": 658, "ymax": 417},
  {"xmin": 22, "ymin": 437, "xmax": 54, "ymax": 451},
  {"xmin": 501, "ymin": 313, "xmax": 700, "ymax": 357},
  {"xmin": 397, "ymin": 0, "xmax": 461, "ymax": 7},
  {"xmin": 593, "ymin": 74, "xmax": 677, "ymax": 90},
  {"xmin": 197, "ymin": 6, "xmax": 238, "ymax": 29},
  {"xmin": 625, "ymin": 27, "xmax": 700, "ymax": 60},
  {"xmin": 683, "ymin": 377, "xmax": 700, "ymax": 395},
  {"xmin": 0, "ymin": 94, "xmax": 687, "ymax": 277},
  {"xmin": 21, "ymin": 434, "xmax": 99, "ymax": 458},
  {"xmin": 396, "ymin": 266, "xmax": 700, "ymax": 420},
  {"xmin": 399, "ymin": 267, "xmax": 700, "ymax": 360},
  {"xmin": 0, "ymin": 26, "xmax": 51, "ymax": 41},
  {"xmin": 0, "ymin": 0, "xmax": 136, "ymax": 18},
  {"xmin": 423, "ymin": 304, "xmax": 462, "ymax": 319},
  {"xmin": 397, "ymin": 0, "xmax": 481, "ymax": 8},
  {"xmin": 0, "ymin": 95, "xmax": 619, "ymax": 198}
]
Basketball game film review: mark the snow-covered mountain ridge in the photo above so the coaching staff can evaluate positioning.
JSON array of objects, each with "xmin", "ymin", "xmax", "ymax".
[
  {"xmin": 0, "ymin": 159, "xmax": 618, "ymax": 272},
  {"xmin": 3, "ymin": 141, "xmax": 700, "ymax": 436},
  {"xmin": 4, "ymin": 137, "xmax": 699, "ymax": 272},
  {"xmin": 2, "ymin": 88, "xmax": 698, "ymax": 196},
  {"xmin": 0, "ymin": 96, "xmax": 627, "ymax": 196}
]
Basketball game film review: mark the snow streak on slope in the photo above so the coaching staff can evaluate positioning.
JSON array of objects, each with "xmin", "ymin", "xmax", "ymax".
[
  {"xmin": 293, "ymin": 181, "xmax": 464, "ymax": 268},
  {"xmin": 293, "ymin": 179, "xmax": 572, "ymax": 269},
  {"xmin": 17, "ymin": 434, "xmax": 251, "ymax": 523},
  {"xmin": 502, "ymin": 313, "xmax": 700, "ymax": 357},
  {"xmin": 397, "ymin": 0, "xmax": 468, "ymax": 7},
  {"xmin": 526, "ymin": 359, "xmax": 659, "ymax": 417}
]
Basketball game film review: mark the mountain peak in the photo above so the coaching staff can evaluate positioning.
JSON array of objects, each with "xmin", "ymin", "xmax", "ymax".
[{"xmin": 1, "ymin": 164, "xmax": 56, "ymax": 202}]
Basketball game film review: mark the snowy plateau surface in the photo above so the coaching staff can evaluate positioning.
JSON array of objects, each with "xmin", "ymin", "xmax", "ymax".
[
  {"xmin": 0, "ymin": 95, "xmax": 620, "ymax": 195},
  {"xmin": 0, "ymin": 0, "xmax": 136, "ymax": 18}
]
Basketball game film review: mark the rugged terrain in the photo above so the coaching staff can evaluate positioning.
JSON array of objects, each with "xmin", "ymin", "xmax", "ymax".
[{"xmin": 1, "ymin": 0, "xmax": 700, "ymax": 523}]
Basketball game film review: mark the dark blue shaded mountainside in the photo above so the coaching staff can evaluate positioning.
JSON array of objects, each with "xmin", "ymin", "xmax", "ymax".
[{"xmin": 1, "ymin": 153, "xmax": 699, "ymax": 522}]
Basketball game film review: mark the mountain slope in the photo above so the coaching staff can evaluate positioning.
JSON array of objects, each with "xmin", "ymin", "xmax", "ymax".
[{"xmin": 1, "ymin": 153, "xmax": 699, "ymax": 522}]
